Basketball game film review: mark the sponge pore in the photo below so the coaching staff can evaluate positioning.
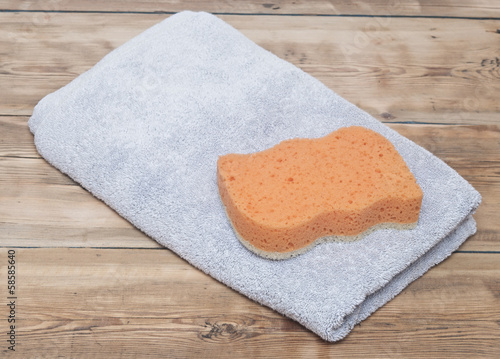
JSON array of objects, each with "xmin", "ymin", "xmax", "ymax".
[{"xmin": 217, "ymin": 126, "xmax": 423, "ymax": 259}]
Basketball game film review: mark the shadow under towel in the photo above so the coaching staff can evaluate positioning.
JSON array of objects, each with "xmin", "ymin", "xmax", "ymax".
[{"xmin": 28, "ymin": 11, "xmax": 481, "ymax": 341}]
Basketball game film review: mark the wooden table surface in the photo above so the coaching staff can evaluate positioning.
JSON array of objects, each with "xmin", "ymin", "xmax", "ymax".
[{"xmin": 1, "ymin": 1, "xmax": 499, "ymax": 358}]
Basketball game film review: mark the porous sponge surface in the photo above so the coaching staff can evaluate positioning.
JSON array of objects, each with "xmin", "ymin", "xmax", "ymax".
[{"xmin": 217, "ymin": 126, "xmax": 423, "ymax": 256}]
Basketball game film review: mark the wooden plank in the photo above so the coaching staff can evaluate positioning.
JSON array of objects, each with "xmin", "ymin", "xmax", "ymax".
[
  {"xmin": 1, "ymin": 0, "xmax": 499, "ymax": 18},
  {"xmin": 1, "ymin": 119, "xmax": 499, "ymax": 250},
  {"xmin": 3, "ymin": 117, "xmax": 499, "ymax": 175},
  {"xmin": 390, "ymin": 124, "xmax": 500, "ymax": 179},
  {"xmin": 0, "ymin": 116, "xmax": 38, "ymax": 159},
  {"xmin": 0, "ymin": 176, "xmax": 496, "ymax": 251},
  {"xmin": 0, "ymin": 248, "xmax": 498, "ymax": 358},
  {"xmin": 1, "ymin": 13, "xmax": 499, "ymax": 122}
]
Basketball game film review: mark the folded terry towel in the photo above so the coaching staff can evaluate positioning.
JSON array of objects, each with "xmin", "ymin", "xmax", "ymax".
[{"xmin": 29, "ymin": 11, "xmax": 481, "ymax": 341}]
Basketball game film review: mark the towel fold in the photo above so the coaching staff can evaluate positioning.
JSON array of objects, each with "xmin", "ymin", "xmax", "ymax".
[{"xmin": 29, "ymin": 11, "xmax": 481, "ymax": 341}]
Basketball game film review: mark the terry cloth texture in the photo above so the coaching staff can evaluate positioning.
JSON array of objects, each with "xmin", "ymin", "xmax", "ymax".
[{"xmin": 29, "ymin": 11, "xmax": 481, "ymax": 342}]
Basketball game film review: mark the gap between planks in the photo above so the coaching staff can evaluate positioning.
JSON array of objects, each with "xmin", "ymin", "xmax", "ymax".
[
  {"xmin": 1, "ymin": 0, "xmax": 500, "ymax": 18},
  {"xmin": 1, "ymin": 9, "xmax": 500, "ymax": 21},
  {"xmin": 0, "ymin": 246, "xmax": 499, "ymax": 255}
]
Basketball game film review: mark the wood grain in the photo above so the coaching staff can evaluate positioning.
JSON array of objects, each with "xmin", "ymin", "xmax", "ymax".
[
  {"xmin": 3, "ymin": 117, "xmax": 499, "ymax": 175},
  {"xmin": 0, "ymin": 248, "xmax": 498, "ymax": 358},
  {"xmin": 1, "ymin": 0, "xmax": 500, "ymax": 18},
  {"xmin": 1, "ymin": 117, "xmax": 498, "ymax": 250},
  {"xmin": 1, "ymin": 13, "xmax": 499, "ymax": 122}
]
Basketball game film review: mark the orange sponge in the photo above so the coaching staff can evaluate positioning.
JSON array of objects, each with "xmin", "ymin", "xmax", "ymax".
[{"xmin": 217, "ymin": 126, "xmax": 423, "ymax": 259}]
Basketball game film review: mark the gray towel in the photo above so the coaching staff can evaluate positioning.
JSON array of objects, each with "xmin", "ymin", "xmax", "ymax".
[{"xmin": 29, "ymin": 11, "xmax": 481, "ymax": 341}]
